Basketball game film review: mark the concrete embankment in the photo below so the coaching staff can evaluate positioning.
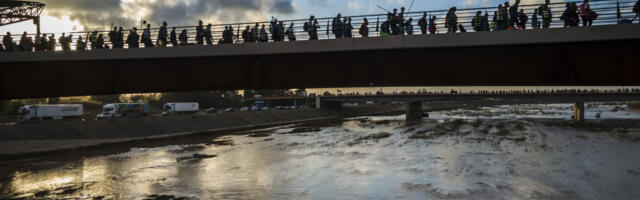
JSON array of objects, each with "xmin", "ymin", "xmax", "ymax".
[{"xmin": 0, "ymin": 106, "xmax": 402, "ymax": 159}]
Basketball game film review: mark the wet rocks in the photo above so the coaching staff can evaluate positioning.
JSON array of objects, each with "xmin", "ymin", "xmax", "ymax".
[
  {"xmin": 287, "ymin": 127, "xmax": 321, "ymax": 134},
  {"xmin": 349, "ymin": 132, "xmax": 391, "ymax": 145},
  {"xmin": 143, "ymin": 194, "xmax": 194, "ymax": 200},
  {"xmin": 211, "ymin": 139, "xmax": 233, "ymax": 146}
]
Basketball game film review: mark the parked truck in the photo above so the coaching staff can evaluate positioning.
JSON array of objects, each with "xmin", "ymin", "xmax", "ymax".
[
  {"xmin": 97, "ymin": 103, "xmax": 149, "ymax": 119},
  {"xmin": 162, "ymin": 102, "xmax": 199, "ymax": 116},
  {"xmin": 18, "ymin": 104, "xmax": 83, "ymax": 121}
]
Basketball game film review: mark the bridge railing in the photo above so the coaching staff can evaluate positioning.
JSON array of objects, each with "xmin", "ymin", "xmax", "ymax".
[{"xmin": 0, "ymin": 0, "xmax": 637, "ymax": 51}]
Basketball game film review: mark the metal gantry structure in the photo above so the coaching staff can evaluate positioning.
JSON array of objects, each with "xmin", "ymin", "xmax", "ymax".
[{"xmin": 0, "ymin": 0, "xmax": 45, "ymax": 34}]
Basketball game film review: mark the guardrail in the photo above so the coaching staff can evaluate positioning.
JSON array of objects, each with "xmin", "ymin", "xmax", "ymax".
[{"xmin": 1, "ymin": 0, "xmax": 638, "ymax": 51}]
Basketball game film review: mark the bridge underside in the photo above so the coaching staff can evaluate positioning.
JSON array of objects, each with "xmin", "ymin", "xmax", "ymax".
[{"xmin": 1, "ymin": 30, "xmax": 640, "ymax": 100}]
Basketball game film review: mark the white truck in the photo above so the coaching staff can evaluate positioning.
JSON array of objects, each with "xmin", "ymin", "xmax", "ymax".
[
  {"xmin": 97, "ymin": 103, "xmax": 149, "ymax": 119},
  {"xmin": 162, "ymin": 102, "xmax": 199, "ymax": 116},
  {"xmin": 18, "ymin": 104, "xmax": 83, "ymax": 121}
]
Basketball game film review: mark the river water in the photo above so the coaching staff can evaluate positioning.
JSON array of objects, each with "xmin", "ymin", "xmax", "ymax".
[{"xmin": 2, "ymin": 103, "xmax": 640, "ymax": 200}]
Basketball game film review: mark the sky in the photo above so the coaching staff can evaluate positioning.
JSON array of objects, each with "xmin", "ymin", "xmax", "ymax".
[{"xmin": 0, "ymin": 0, "xmax": 558, "ymax": 34}]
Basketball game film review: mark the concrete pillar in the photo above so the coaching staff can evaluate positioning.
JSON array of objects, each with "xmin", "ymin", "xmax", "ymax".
[
  {"xmin": 574, "ymin": 101, "xmax": 585, "ymax": 122},
  {"xmin": 315, "ymin": 97, "xmax": 321, "ymax": 109},
  {"xmin": 406, "ymin": 101, "xmax": 424, "ymax": 121}
]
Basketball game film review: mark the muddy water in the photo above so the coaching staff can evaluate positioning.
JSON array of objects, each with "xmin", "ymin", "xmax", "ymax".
[{"xmin": 2, "ymin": 103, "xmax": 640, "ymax": 200}]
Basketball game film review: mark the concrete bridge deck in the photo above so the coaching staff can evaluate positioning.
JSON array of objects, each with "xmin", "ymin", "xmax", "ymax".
[{"xmin": 1, "ymin": 24, "xmax": 640, "ymax": 100}]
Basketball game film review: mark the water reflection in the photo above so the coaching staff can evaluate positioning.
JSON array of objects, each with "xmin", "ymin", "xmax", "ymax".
[{"xmin": 2, "ymin": 103, "xmax": 640, "ymax": 199}]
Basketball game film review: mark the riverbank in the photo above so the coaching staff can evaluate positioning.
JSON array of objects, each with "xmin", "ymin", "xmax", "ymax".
[{"xmin": 0, "ymin": 106, "xmax": 402, "ymax": 160}]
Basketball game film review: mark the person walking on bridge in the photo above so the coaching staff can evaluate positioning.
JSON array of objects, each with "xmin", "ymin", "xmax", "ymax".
[
  {"xmin": 205, "ymin": 24, "xmax": 213, "ymax": 45},
  {"xmin": 126, "ymin": 27, "xmax": 140, "ymax": 48},
  {"xmin": 518, "ymin": 9, "xmax": 528, "ymax": 30},
  {"xmin": 445, "ymin": 7, "xmax": 458, "ymax": 33},
  {"xmin": 344, "ymin": 17, "xmax": 353, "ymax": 38},
  {"xmin": 142, "ymin": 23, "xmax": 154, "ymax": 48},
  {"xmin": 158, "ymin": 22, "xmax": 168, "ymax": 47},
  {"xmin": 359, "ymin": 18, "xmax": 369, "ymax": 37},
  {"xmin": 332, "ymin": 14, "xmax": 344, "ymax": 39},
  {"xmin": 170, "ymin": 27, "xmax": 178, "ymax": 47},
  {"xmin": 195, "ymin": 20, "xmax": 203, "ymax": 45},
  {"xmin": 116, "ymin": 27, "xmax": 125, "ymax": 48},
  {"xmin": 48, "ymin": 34, "xmax": 56, "ymax": 51},
  {"xmin": 76, "ymin": 35, "xmax": 86, "ymax": 50},
  {"xmin": 286, "ymin": 23, "xmax": 296, "ymax": 41},
  {"xmin": 509, "ymin": 0, "xmax": 521, "ymax": 28},
  {"xmin": 418, "ymin": 12, "xmax": 428, "ymax": 34},
  {"xmin": 472, "ymin": 11, "xmax": 483, "ymax": 32},
  {"xmin": 381, "ymin": 13, "xmax": 392, "ymax": 36},
  {"xmin": 580, "ymin": 0, "xmax": 596, "ymax": 26},
  {"xmin": 179, "ymin": 29, "xmax": 188, "ymax": 45},
  {"xmin": 539, "ymin": 0, "xmax": 553, "ymax": 29},
  {"xmin": 59, "ymin": 33, "xmax": 70, "ymax": 51},
  {"xmin": 429, "ymin": 15, "xmax": 437, "ymax": 34},
  {"xmin": 89, "ymin": 31, "xmax": 98, "ymax": 50},
  {"xmin": 309, "ymin": 19, "xmax": 320, "ymax": 40},
  {"xmin": 2, "ymin": 32, "xmax": 14, "ymax": 51},
  {"xmin": 404, "ymin": 18, "xmax": 414, "ymax": 35},
  {"xmin": 242, "ymin": 26, "xmax": 251, "ymax": 43},
  {"xmin": 96, "ymin": 34, "xmax": 105, "ymax": 49}
]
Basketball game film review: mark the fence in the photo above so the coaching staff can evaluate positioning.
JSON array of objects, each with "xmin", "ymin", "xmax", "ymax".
[{"xmin": 1, "ymin": 0, "xmax": 638, "ymax": 51}]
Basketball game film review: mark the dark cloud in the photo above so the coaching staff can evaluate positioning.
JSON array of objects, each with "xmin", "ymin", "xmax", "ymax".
[{"xmin": 38, "ymin": 0, "xmax": 296, "ymax": 30}]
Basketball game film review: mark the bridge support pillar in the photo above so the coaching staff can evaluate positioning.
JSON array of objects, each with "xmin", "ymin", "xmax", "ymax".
[
  {"xmin": 406, "ymin": 101, "xmax": 424, "ymax": 121},
  {"xmin": 315, "ymin": 97, "xmax": 342, "ymax": 110},
  {"xmin": 574, "ymin": 101, "xmax": 585, "ymax": 122}
]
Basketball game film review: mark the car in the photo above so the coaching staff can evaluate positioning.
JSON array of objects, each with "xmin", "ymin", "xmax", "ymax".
[
  {"xmin": 261, "ymin": 107, "xmax": 269, "ymax": 111},
  {"xmin": 290, "ymin": 105, "xmax": 297, "ymax": 109},
  {"xmin": 206, "ymin": 108, "xmax": 217, "ymax": 113},
  {"xmin": 224, "ymin": 108, "xmax": 234, "ymax": 112},
  {"xmin": 240, "ymin": 107, "xmax": 249, "ymax": 112},
  {"xmin": 251, "ymin": 106, "xmax": 259, "ymax": 111}
]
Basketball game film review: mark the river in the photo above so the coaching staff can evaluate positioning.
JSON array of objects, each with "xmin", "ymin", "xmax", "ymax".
[{"xmin": 1, "ymin": 102, "xmax": 640, "ymax": 200}]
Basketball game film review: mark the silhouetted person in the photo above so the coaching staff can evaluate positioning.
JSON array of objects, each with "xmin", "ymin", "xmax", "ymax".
[
  {"xmin": 404, "ymin": 18, "xmax": 414, "ymax": 35},
  {"xmin": 446, "ymin": 7, "xmax": 458, "ymax": 33},
  {"xmin": 89, "ymin": 31, "xmax": 98, "ymax": 50},
  {"xmin": 142, "ymin": 23, "xmax": 154, "ymax": 47},
  {"xmin": 286, "ymin": 23, "xmax": 296, "ymax": 41},
  {"xmin": 259, "ymin": 25, "xmax": 268, "ymax": 42},
  {"xmin": 59, "ymin": 33, "xmax": 71, "ymax": 51},
  {"xmin": 343, "ymin": 17, "xmax": 353, "ymax": 38},
  {"xmin": 96, "ymin": 34, "xmax": 104, "ymax": 49},
  {"xmin": 472, "ymin": 11, "xmax": 483, "ymax": 31},
  {"xmin": 359, "ymin": 18, "xmax": 369, "ymax": 37},
  {"xmin": 332, "ymin": 13, "xmax": 344, "ymax": 38},
  {"xmin": 158, "ymin": 21, "xmax": 168, "ymax": 47},
  {"xmin": 116, "ymin": 27, "xmax": 125, "ymax": 48},
  {"xmin": 277, "ymin": 21, "xmax": 285, "ymax": 41},
  {"xmin": 170, "ymin": 27, "xmax": 178, "ymax": 47},
  {"xmin": 518, "ymin": 9, "xmax": 528, "ymax": 30},
  {"xmin": 580, "ymin": 0, "xmax": 595, "ymax": 26},
  {"xmin": 76, "ymin": 35, "xmax": 86, "ymax": 50},
  {"xmin": 539, "ymin": 0, "xmax": 553, "ymax": 28},
  {"xmin": 179, "ymin": 29, "xmax": 188, "ymax": 45},
  {"xmin": 509, "ymin": 0, "xmax": 521, "ymax": 28},
  {"xmin": 36, "ymin": 33, "xmax": 46, "ymax": 51},
  {"xmin": 429, "ymin": 16, "xmax": 437, "ymax": 34},
  {"xmin": 108, "ymin": 26, "xmax": 117, "ymax": 47},
  {"xmin": 309, "ymin": 19, "xmax": 320, "ymax": 40},
  {"xmin": 205, "ymin": 24, "xmax": 213, "ymax": 45},
  {"xmin": 561, "ymin": 2, "xmax": 579, "ymax": 27},
  {"xmin": 304, "ymin": 15, "xmax": 315, "ymax": 40},
  {"xmin": 196, "ymin": 20, "xmax": 204, "ymax": 45},
  {"xmin": 126, "ymin": 27, "xmax": 140, "ymax": 48},
  {"xmin": 242, "ymin": 26, "xmax": 251, "ymax": 43},
  {"xmin": 48, "ymin": 34, "xmax": 56, "ymax": 51},
  {"xmin": 381, "ymin": 13, "xmax": 392, "ymax": 36},
  {"xmin": 482, "ymin": 12, "xmax": 490, "ymax": 31},
  {"xmin": 418, "ymin": 12, "xmax": 428, "ymax": 34},
  {"xmin": 2, "ymin": 32, "xmax": 14, "ymax": 51},
  {"xmin": 19, "ymin": 32, "xmax": 33, "ymax": 51}
]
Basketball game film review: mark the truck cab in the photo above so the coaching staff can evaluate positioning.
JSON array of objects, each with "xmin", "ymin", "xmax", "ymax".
[
  {"xmin": 17, "ymin": 105, "xmax": 35, "ymax": 121},
  {"xmin": 97, "ymin": 104, "xmax": 117, "ymax": 119}
]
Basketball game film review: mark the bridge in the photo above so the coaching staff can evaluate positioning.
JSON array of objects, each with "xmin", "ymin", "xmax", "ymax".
[
  {"xmin": 1, "ymin": 23, "xmax": 640, "ymax": 101},
  {"xmin": 247, "ymin": 92, "xmax": 640, "ymax": 121}
]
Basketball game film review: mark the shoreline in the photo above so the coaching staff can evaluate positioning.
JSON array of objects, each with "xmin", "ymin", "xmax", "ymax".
[{"xmin": 0, "ymin": 106, "xmax": 403, "ymax": 161}]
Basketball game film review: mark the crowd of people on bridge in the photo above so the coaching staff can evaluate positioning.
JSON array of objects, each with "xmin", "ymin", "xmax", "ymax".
[{"xmin": 1, "ymin": 0, "xmax": 639, "ymax": 52}]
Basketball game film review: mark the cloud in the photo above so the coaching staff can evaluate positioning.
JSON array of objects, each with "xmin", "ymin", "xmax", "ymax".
[
  {"xmin": 347, "ymin": 1, "xmax": 362, "ymax": 11},
  {"xmin": 39, "ymin": 0, "xmax": 296, "ymax": 30}
]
